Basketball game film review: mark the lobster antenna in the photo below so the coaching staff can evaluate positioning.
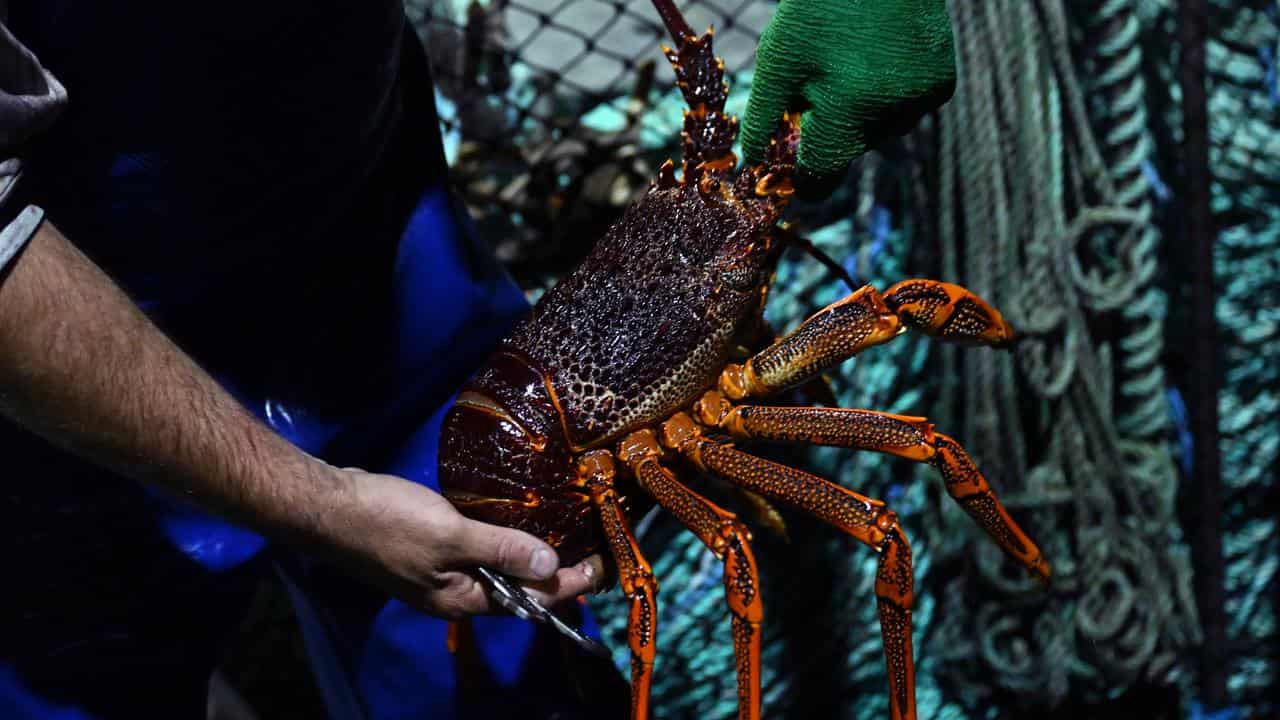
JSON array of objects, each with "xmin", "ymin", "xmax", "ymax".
[
  {"xmin": 650, "ymin": 0, "xmax": 695, "ymax": 43},
  {"xmin": 780, "ymin": 224, "xmax": 861, "ymax": 292}
]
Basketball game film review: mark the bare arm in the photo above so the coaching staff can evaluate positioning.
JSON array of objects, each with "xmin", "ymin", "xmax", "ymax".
[{"xmin": 0, "ymin": 219, "xmax": 602, "ymax": 617}]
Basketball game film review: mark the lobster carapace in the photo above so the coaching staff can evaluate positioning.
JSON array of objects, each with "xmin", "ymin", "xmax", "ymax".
[{"xmin": 438, "ymin": 1, "xmax": 1050, "ymax": 718}]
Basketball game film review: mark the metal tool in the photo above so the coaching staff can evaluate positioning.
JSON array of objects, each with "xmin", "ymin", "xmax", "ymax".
[{"xmin": 475, "ymin": 566, "xmax": 612, "ymax": 660}]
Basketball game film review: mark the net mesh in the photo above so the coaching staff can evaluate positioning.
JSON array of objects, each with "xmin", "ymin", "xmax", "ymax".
[
  {"xmin": 397, "ymin": 0, "xmax": 1277, "ymax": 717},
  {"xmin": 1189, "ymin": 1, "xmax": 1279, "ymax": 713},
  {"xmin": 407, "ymin": 0, "xmax": 777, "ymax": 287}
]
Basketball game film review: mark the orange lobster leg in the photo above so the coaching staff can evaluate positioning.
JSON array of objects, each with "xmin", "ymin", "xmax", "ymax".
[
  {"xmin": 695, "ymin": 399, "xmax": 1050, "ymax": 583},
  {"xmin": 661, "ymin": 415, "xmax": 917, "ymax": 720},
  {"xmin": 579, "ymin": 451, "xmax": 658, "ymax": 720},
  {"xmin": 718, "ymin": 281, "xmax": 1015, "ymax": 400},
  {"xmin": 881, "ymin": 279, "xmax": 1015, "ymax": 347},
  {"xmin": 617, "ymin": 430, "xmax": 763, "ymax": 720}
]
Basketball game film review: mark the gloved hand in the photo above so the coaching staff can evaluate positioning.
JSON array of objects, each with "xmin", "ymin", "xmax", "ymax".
[{"xmin": 740, "ymin": 0, "xmax": 957, "ymax": 196}]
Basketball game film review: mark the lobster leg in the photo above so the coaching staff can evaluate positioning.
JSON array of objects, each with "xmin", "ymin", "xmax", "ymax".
[
  {"xmin": 657, "ymin": 413, "xmax": 917, "ymax": 720},
  {"xmin": 718, "ymin": 281, "xmax": 1015, "ymax": 400},
  {"xmin": 617, "ymin": 430, "xmax": 764, "ymax": 720},
  {"xmin": 578, "ymin": 451, "xmax": 659, "ymax": 720},
  {"xmin": 694, "ymin": 397, "xmax": 1050, "ymax": 583},
  {"xmin": 880, "ymin": 279, "xmax": 1016, "ymax": 347}
]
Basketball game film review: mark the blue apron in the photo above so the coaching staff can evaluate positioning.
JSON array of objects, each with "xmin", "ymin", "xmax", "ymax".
[{"xmin": 2, "ymin": 2, "xmax": 612, "ymax": 717}]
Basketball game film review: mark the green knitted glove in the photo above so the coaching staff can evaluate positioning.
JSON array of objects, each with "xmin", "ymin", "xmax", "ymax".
[{"xmin": 741, "ymin": 0, "xmax": 956, "ymax": 194}]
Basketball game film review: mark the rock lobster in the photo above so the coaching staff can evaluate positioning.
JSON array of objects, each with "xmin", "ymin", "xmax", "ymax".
[{"xmin": 439, "ymin": 1, "xmax": 1050, "ymax": 717}]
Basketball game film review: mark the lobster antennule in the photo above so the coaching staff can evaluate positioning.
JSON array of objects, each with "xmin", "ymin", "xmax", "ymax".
[
  {"xmin": 766, "ymin": 111, "xmax": 802, "ymax": 169},
  {"xmin": 732, "ymin": 111, "xmax": 801, "ymax": 207},
  {"xmin": 651, "ymin": 0, "xmax": 695, "ymax": 45}
]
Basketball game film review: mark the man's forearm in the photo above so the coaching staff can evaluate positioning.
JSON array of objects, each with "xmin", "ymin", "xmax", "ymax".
[
  {"xmin": 0, "ymin": 218, "xmax": 345, "ymax": 543},
  {"xmin": 0, "ymin": 218, "xmax": 606, "ymax": 614}
]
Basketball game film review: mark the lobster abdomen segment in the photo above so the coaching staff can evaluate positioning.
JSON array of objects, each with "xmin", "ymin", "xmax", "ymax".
[{"xmin": 438, "ymin": 352, "xmax": 601, "ymax": 564}]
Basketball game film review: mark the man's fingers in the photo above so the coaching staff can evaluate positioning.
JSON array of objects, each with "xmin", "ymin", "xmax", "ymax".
[
  {"xmin": 451, "ymin": 517, "xmax": 561, "ymax": 582},
  {"xmin": 579, "ymin": 554, "xmax": 609, "ymax": 592},
  {"xmin": 437, "ymin": 556, "xmax": 603, "ymax": 610},
  {"xmin": 522, "ymin": 554, "xmax": 609, "ymax": 606},
  {"xmin": 431, "ymin": 575, "xmax": 495, "ymax": 619}
]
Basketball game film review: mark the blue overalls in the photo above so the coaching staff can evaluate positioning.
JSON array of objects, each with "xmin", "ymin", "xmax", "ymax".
[{"xmin": 1, "ymin": 2, "xmax": 609, "ymax": 717}]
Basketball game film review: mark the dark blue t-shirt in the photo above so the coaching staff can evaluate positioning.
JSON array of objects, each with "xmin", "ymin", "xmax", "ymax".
[
  {"xmin": 11, "ymin": 0, "xmax": 407, "ymax": 291},
  {"xmin": 0, "ymin": 4, "xmax": 481, "ymax": 717},
  {"xmin": 8, "ymin": 0, "xmax": 446, "ymax": 407}
]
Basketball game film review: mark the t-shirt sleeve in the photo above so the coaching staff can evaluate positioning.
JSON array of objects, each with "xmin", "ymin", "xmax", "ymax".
[{"xmin": 0, "ymin": 17, "xmax": 67, "ymax": 272}]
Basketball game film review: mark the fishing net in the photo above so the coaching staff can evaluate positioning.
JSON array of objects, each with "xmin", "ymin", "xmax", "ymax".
[
  {"xmin": 403, "ymin": 0, "xmax": 1278, "ymax": 716},
  {"xmin": 1178, "ymin": 1, "xmax": 1280, "ymax": 713},
  {"xmin": 406, "ymin": 0, "xmax": 770, "ymax": 289}
]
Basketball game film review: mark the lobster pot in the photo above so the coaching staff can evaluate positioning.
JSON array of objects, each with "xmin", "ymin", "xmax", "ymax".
[{"xmin": 406, "ymin": 0, "xmax": 1278, "ymax": 718}]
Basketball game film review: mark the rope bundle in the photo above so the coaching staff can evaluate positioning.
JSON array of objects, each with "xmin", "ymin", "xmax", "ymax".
[{"xmin": 929, "ymin": 0, "xmax": 1199, "ymax": 707}]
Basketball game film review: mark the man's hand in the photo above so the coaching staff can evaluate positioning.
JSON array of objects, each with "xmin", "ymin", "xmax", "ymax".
[
  {"xmin": 327, "ymin": 467, "xmax": 605, "ymax": 618},
  {"xmin": 0, "ymin": 218, "xmax": 603, "ymax": 620},
  {"xmin": 740, "ymin": 0, "xmax": 956, "ymax": 196}
]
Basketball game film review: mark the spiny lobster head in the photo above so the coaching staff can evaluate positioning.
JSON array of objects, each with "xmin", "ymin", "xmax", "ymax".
[{"xmin": 619, "ymin": 180, "xmax": 778, "ymax": 311}]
